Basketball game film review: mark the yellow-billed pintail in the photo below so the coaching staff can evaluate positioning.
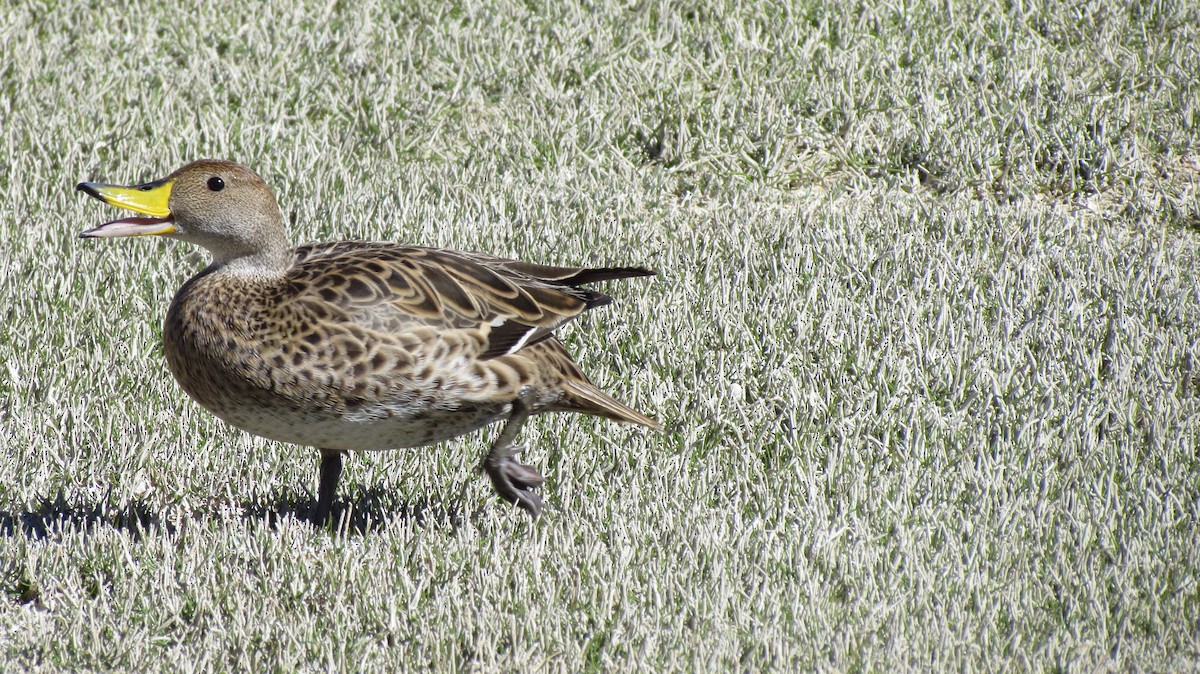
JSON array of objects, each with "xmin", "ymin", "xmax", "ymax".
[{"xmin": 78, "ymin": 160, "xmax": 657, "ymax": 523}]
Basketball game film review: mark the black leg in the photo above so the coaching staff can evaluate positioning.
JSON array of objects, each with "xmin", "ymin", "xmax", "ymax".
[
  {"xmin": 312, "ymin": 449, "xmax": 345, "ymax": 525},
  {"xmin": 482, "ymin": 388, "xmax": 545, "ymax": 518}
]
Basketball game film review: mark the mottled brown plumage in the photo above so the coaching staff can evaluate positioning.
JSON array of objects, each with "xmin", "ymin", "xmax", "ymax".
[{"xmin": 78, "ymin": 159, "xmax": 657, "ymax": 522}]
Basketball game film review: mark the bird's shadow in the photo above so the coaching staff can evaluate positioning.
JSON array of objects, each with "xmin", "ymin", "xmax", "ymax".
[
  {"xmin": 0, "ymin": 493, "xmax": 168, "ymax": 540},
  {"xmin": 240, "ymin": 486, "xmax": 467, "ymax": 534},
  {"xmin": 0, "ymin": 489, "xmax": 465, "ymax": 540}
]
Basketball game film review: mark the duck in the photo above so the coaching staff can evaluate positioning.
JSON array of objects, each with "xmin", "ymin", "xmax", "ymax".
[{"xmin": 77, "ymin": 159, "xmax": 657, "ymax": 523}]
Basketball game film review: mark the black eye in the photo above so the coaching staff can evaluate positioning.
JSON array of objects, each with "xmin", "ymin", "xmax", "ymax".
[{"xmin": 207, "ymin": 176, "xmax": 225, "ymax": 192}]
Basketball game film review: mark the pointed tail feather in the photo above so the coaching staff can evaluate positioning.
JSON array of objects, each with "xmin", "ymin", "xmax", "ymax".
[
  {"xmin": 563, "ymin": 266, "xmax": 656, "ymax": 286},
  {"xmin": 570, "ymin": 268, "xmax": 657, "ymax": 310},
  {"xmin": 561, "ymin": 380, "xmax": 660, "ymax": 430},
  {"xmin": 497, "ymin": 260, "xmax": 656, "ymax": 287}
]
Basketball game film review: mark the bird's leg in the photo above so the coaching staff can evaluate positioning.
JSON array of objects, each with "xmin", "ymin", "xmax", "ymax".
[
  {"xmin": 312, "ymin": 449, "xmax": 346, "ymax": 525},
  {"xmin": 482, "ymin": 387, "xmax": 545, "ymax": 518}
]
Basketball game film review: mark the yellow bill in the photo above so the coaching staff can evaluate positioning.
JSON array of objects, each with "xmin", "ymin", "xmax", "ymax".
[{"xmin": 77, "ymin": 178, "xmax": 176, "ymax": 238}]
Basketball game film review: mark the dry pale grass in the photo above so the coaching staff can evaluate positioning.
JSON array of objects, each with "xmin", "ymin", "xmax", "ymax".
[{"xmin": 1, "ymin": 0, "xmax": 1199, "ymax": 671}]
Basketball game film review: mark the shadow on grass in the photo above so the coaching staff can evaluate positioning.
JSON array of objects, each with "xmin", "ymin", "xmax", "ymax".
[
  {"xmin": 240, "ymin": 486, "xmax": 467, "ymax": 535},
  {"xmin": 0, "ymin": 489, "xmax": 466, "ymax": 540},
  {"xmin": 0, "ymin": 494, "xmax": 170, "ymax": 540}
]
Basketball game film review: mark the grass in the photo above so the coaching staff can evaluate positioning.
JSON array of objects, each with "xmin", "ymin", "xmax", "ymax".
[{"xmin": 2, "ymin": 0, "xmax": 1199, "ymax": 670}]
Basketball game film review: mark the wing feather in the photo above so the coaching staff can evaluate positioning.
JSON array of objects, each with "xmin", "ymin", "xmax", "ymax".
[{"xmin": 287, "ymin": 242, "xmax": 654, "ymax": 358}]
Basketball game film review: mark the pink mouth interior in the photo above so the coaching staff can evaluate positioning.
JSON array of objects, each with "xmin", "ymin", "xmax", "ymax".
[
  {"xmin": 111, "ymin": 216, "xmax": 171, "ymax": 226},
  {"xmin": 80, "ymin": 215, "xmax": 175, "ymax": 238}
]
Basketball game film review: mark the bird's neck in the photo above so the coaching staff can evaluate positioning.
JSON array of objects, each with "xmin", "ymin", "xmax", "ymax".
[
  {"xmin": 192, "ymin": 214, "xmax": 292, "ymax": 275},
  {"xmin": 213, "ymin": 247, "xmax": 292, "ymax": 278}
]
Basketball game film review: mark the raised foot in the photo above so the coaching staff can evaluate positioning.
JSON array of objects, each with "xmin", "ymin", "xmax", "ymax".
[{"xmin": 484, "ymin": 445, "xmax": 545, "ymax": 518}]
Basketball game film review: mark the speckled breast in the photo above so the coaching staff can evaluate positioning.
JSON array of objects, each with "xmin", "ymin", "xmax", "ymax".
[{"xmin": 161, "ymin": 270, "xmax": 510, "ymax": 451}]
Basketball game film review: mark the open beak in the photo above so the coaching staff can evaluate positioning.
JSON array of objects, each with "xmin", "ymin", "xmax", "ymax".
[{"xmin": 77, "ymin": 178, "xmax": 177, "ymax": 238}]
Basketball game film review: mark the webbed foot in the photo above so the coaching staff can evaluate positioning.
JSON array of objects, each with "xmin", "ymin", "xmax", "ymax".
[{"xmin": 484, "ymin": 445, "xmax": 545, "ymax": 518}]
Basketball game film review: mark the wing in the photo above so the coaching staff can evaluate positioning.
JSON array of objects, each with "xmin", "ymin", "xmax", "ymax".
[{"xmin": 287, "ymin": 242, "xmax": 654, "ymax": 359}]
